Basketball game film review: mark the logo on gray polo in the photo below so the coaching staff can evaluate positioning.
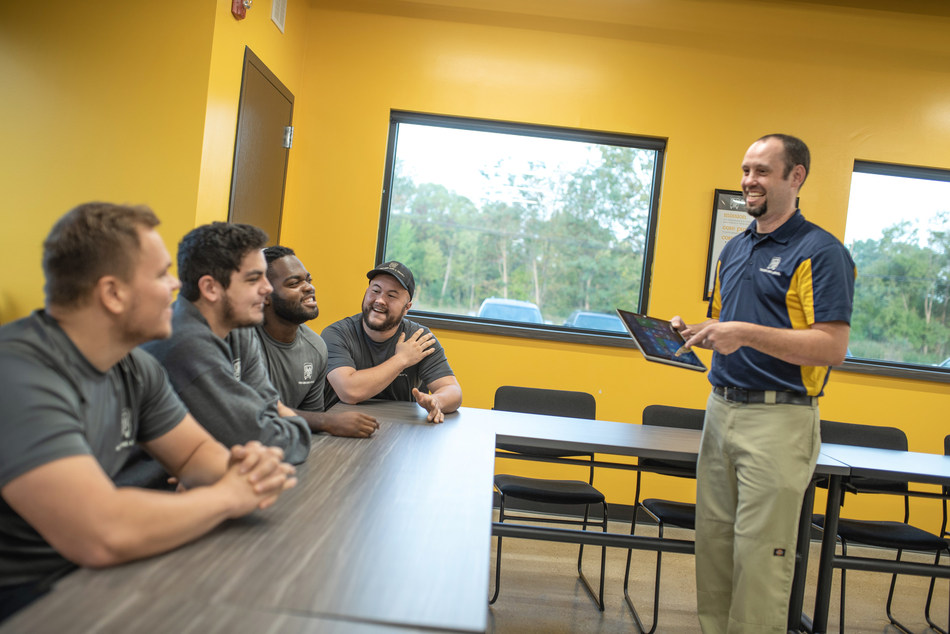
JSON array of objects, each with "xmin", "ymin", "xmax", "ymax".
[
  {"xmin": 303, "ymin": 362, "xmax": 313, "ymax": 381},
  {"xmin": 233, "ymin": 358, "xmax": 242, "ymax": 381},
  {"xmin": 115, "ymin": 407, "xmax": 135, "ymax": 451}
]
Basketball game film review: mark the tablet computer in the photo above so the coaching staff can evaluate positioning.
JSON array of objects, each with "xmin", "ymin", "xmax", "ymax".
[{"xmin": 616, "ymin": 309, "xmax": 707, "ymax": 372}]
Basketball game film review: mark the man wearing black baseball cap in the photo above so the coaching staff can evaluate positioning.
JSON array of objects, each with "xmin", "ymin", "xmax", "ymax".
[{"xmin": 321, "ymin": 261, "xmax": 462, "ymax": 422}]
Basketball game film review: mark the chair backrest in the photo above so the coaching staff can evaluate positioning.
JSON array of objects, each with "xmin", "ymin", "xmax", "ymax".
[
  {"xmin": 820, "ymin": 420, "xmax": 908, "ymax": 451},
  {"xmin": 493, "ymin": 386, "xmax": 596, "ymax": 458},
  {"xmin": 820, "ymin": 420, "xmax": 908, "ymax": 494},
  {"xmin": 643, "ymin": 404, "xmax": 705, "ymax": 431},
  {"xmin": 639, "ymin": 405, "xmax": 705, "ymax": 477},
  {"xmin": 493, "ymin": 385, "xmax": 596, "ymax": 420}
]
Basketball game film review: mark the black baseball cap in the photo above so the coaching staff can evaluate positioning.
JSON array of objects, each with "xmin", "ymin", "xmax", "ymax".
[{"xmin": 366, "ymin": 260, "xmax": 415, "ymax": 298}]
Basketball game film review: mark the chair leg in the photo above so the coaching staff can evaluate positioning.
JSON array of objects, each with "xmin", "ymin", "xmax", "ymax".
[
  {"xmin": 622, "ymin": 505, "xmax": 660, "ymax": 634},
  {"xmin": 577, "ymin": 502, "xmax": 606, "ymax": 611},
  {"xmin": 925, "ymin": 549, "xmax": 949, "ymax": 634},
  {"xmin": 839, "ymin": 539, "xmax": 847, "ymax": 633},
  {"xmin": 489, "ymin": 495, "xmax": 506, "ymax": 605},
  {"xmin": 883, "ymin": 549, "xmax": 914, "ymax": 634}
]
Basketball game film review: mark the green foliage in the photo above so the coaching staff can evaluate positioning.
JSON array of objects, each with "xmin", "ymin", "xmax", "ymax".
[
  {"xmin": 848, "ymin": 213, "xmax": 950, "ymax": 365},
  {"xmin": 385, "ymin": 145, "xmax": 655, "ymax": 325}
]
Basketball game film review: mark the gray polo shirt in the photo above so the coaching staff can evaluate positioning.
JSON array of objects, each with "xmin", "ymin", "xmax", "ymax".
[
  {"xmin": 0, "ymin": 311, "xmax": 186, "ymax": 588},
  {"xmin": 255, "ymin": 324, "xmax": 326, "ymax": 412},
  {"xmin": 321, "ymin": 314, "xmax": 454, "ymax": 409},
  {"xmin": 141, "ymin": 298, "xmax": 311, "ymax": 464}
]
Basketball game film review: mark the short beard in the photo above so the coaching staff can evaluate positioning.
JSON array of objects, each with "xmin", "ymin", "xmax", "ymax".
[
  {"xmin": 271, "ymin": 293, "xmax": 318, "ymax": 325},
  {"xmin": 361, "ymin": 303, "xmax": 404, "ymax": 332},
  {"xmin": 222, "ymin": 292, "xmax": 263, "ymax": 329},
  {"xmin": 746, "ymin": 198, "xmax": 767, "ymax": 218}
]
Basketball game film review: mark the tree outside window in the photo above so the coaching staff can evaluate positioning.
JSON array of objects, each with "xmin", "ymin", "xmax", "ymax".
[
  {"xmin": 845, "ymin": 162, "xmax": 950, "ymax": 368},
  {"xmin": 377, "ymin": 112, "xmax": 663, "ymax": 337}
]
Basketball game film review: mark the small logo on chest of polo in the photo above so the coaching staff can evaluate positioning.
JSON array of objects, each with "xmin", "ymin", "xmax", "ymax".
[
  {"xmin": 115, "ymin": 407, "xmax": 136, "ymax": 451},
  {"xmin": 303, "ymin": 362, "xmax": 313, "ymax": 381},
  {"xmin": 759, "ymin": 257, "xmax": 783, "ymax": 276},
  {"xmin": 120, "ymin": 408, "xmax": 131, "ymax": 440}
]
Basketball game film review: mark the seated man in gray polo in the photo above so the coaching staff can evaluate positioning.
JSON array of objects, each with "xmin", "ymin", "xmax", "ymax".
[
  {"xmin": 257, "ymin": 246, "xmax": 379, "ymax": 438},
  {"xmin": 0, "ymin": 203, "xmax": 296, "ymax": 623},
  {"xmin": 142, "ymin": 223, "xmax": 311, "ymax": 465},
  {"xmin": 322, "ymin": 261, "xmax": 462, "ymax": 423}
]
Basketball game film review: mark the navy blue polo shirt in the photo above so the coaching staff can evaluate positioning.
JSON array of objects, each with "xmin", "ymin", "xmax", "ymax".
[{"xmin": 707, "ymin": 210, "xmax": 855, "ymax": 396}]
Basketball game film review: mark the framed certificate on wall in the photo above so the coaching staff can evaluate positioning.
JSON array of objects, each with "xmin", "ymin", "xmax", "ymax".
[{"xmin": 704, "ymin": 189, "xmax": 749, "ymax": 300}]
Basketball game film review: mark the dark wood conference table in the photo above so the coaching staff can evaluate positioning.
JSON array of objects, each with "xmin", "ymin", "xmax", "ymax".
[
  {"xmin": 8, "ymin": 399, "xmax": 901, "ymax": 634},
  {"xmin": 2, "ymin": 400, "xmax": 497, "ymax": 633}
]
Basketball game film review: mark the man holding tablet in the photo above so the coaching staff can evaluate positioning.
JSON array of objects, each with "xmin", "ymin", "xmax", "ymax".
[{"xmin": 672, "ymin": 134, "xmax": 855, "ymax": 634}]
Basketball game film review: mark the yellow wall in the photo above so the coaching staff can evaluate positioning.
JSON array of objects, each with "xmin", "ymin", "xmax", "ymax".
[
  {"xmin": 286, "ymin": 1, "xmax": 950, "ymax": 522},
  {"xmin": 2, "ymin": 0, "xmax": 949, "ymax": 524},
  {"xmin": 0, "ymin": 0, "xmax": 308, "ymax": 322},
  {"xmin": 196, "ymin": 0, "xmax": 310, "ymax": 226},
  {"xmin": 0, "ymin": 1, "xmax": 216, "ymax": 320}
]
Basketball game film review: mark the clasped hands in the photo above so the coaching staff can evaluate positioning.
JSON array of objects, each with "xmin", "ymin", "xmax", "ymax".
[{"xmin": 225, "ymin": 441, "xmax": 297, "ymax": 512}]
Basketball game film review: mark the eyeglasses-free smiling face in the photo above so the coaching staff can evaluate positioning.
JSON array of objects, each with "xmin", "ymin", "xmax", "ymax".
[
  {"xmin": 741, "ymin": 137, "xmax": 802, "ymax": 223},
  {"xmin": 267, "ymin": 255, "xmax": 318, "ymax": 325},
  {"xmin": 361, "ymin": 274, "xmax": 411, "ymax": 334},
  {"xmin": 120, "ymin": 227, "xmax": 181, "ymax": 345},
  {"xmin": 220, "ymin": 249, "xmax": 273, "ymax": 330}
]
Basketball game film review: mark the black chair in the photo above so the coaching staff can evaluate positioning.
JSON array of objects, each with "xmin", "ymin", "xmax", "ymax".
[
  {"xmin": 623, "ymin": 404, "xmax": 704, "ymax": 634},
  {"xmin": 924, "ymin": 434, "xmax": 950, "ymax": 633},
  {"xmin": 489, "ymin": 386, "xmax": 606, "ymax": 610},
  {"xmin": 813, "ymin": 421, "xmax": 950, "ymax": 634}
]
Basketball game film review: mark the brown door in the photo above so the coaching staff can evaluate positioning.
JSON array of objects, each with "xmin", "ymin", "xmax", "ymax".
[{"xmin": 228, "ymin": 47, "xmax": 294, "ymax": 245}]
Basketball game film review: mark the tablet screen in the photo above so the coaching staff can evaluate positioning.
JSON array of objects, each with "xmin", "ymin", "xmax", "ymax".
[{"xmin": 616, "ymin": 309, "xmax": 707, "ymax": 372}]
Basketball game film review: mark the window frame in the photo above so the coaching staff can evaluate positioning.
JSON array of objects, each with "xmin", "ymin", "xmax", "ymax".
[
  {"xmin": 838, "ymin": 159, "xmax": 950, "ymax": 384},
  {"xmin": 375, "ymin": 110, "xmax": 665, "ymax": 347}
]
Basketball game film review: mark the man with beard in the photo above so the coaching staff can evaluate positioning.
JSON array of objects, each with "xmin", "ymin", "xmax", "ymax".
[
  {"xmin": 0, "ymin": 204, "xmax": 296, "ymax": 622},
  {"xmin": 322, "ymin": 261, "xmax": 462, "ymax": 423},
  {"xmin": 672, "ymin": 134, "xmax": 855, "ymax": 634},
  {"xmin": 256, "ymin": 246, "xmax": 379, "ymax": 437},
  {"xmin": 142, "ymin": 223, "xmax": 311, "ymax": 465}
]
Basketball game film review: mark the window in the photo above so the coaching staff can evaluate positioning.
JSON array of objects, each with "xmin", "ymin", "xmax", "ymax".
[
  {"xmin": 376, "ymin": 111, "xmax": 664, "ymax": 340},
  {"xmin": 844, "ymin": 161, "xmax": 950, "ymax": 372}
]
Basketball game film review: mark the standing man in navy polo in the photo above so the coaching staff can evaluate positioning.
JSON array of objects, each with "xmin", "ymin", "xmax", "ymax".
[{"xmin": 673, "ymin": 134, "xmax": 855, "ymax": 634}]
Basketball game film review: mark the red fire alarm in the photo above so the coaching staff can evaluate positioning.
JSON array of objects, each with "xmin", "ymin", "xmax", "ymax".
[{"xmin": 232, "ymin": 0, "xmax": 251, "ymax": 20}]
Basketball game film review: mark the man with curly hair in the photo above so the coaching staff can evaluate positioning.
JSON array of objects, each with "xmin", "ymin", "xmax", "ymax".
[{"xmin": 142, "ymin": 222, "xmax": 311, "ymax": 465}]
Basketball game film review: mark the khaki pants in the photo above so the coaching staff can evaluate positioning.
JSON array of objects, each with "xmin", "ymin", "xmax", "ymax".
[{"xmin": 695, "ymin": 391, "xmax": 819, "ymax": 634}]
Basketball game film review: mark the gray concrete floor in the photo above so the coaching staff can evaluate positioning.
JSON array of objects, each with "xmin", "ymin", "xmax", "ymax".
[{"xmin": 487, "ymin": 517, "xmax": 948, "ymax": 633}]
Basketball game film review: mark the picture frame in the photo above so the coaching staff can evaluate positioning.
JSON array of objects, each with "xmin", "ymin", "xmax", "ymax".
[{"xmin": 703, "ymin": 189, "xmax": 749, "ymax": 300}]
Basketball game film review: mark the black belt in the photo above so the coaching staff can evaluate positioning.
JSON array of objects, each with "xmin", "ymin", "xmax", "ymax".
[{"xmin": 714, "ymin": 386, "xmax": 817, "ymax": 406}]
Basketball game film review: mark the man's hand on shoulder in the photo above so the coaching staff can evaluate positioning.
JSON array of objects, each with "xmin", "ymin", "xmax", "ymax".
[
  {"xmin": 395, "ymin": 328, "xmax": 436, "ymax": 368},
  {"xmin": 412, "ymin": 387, "xmax": 445, "ymax": 424}
]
